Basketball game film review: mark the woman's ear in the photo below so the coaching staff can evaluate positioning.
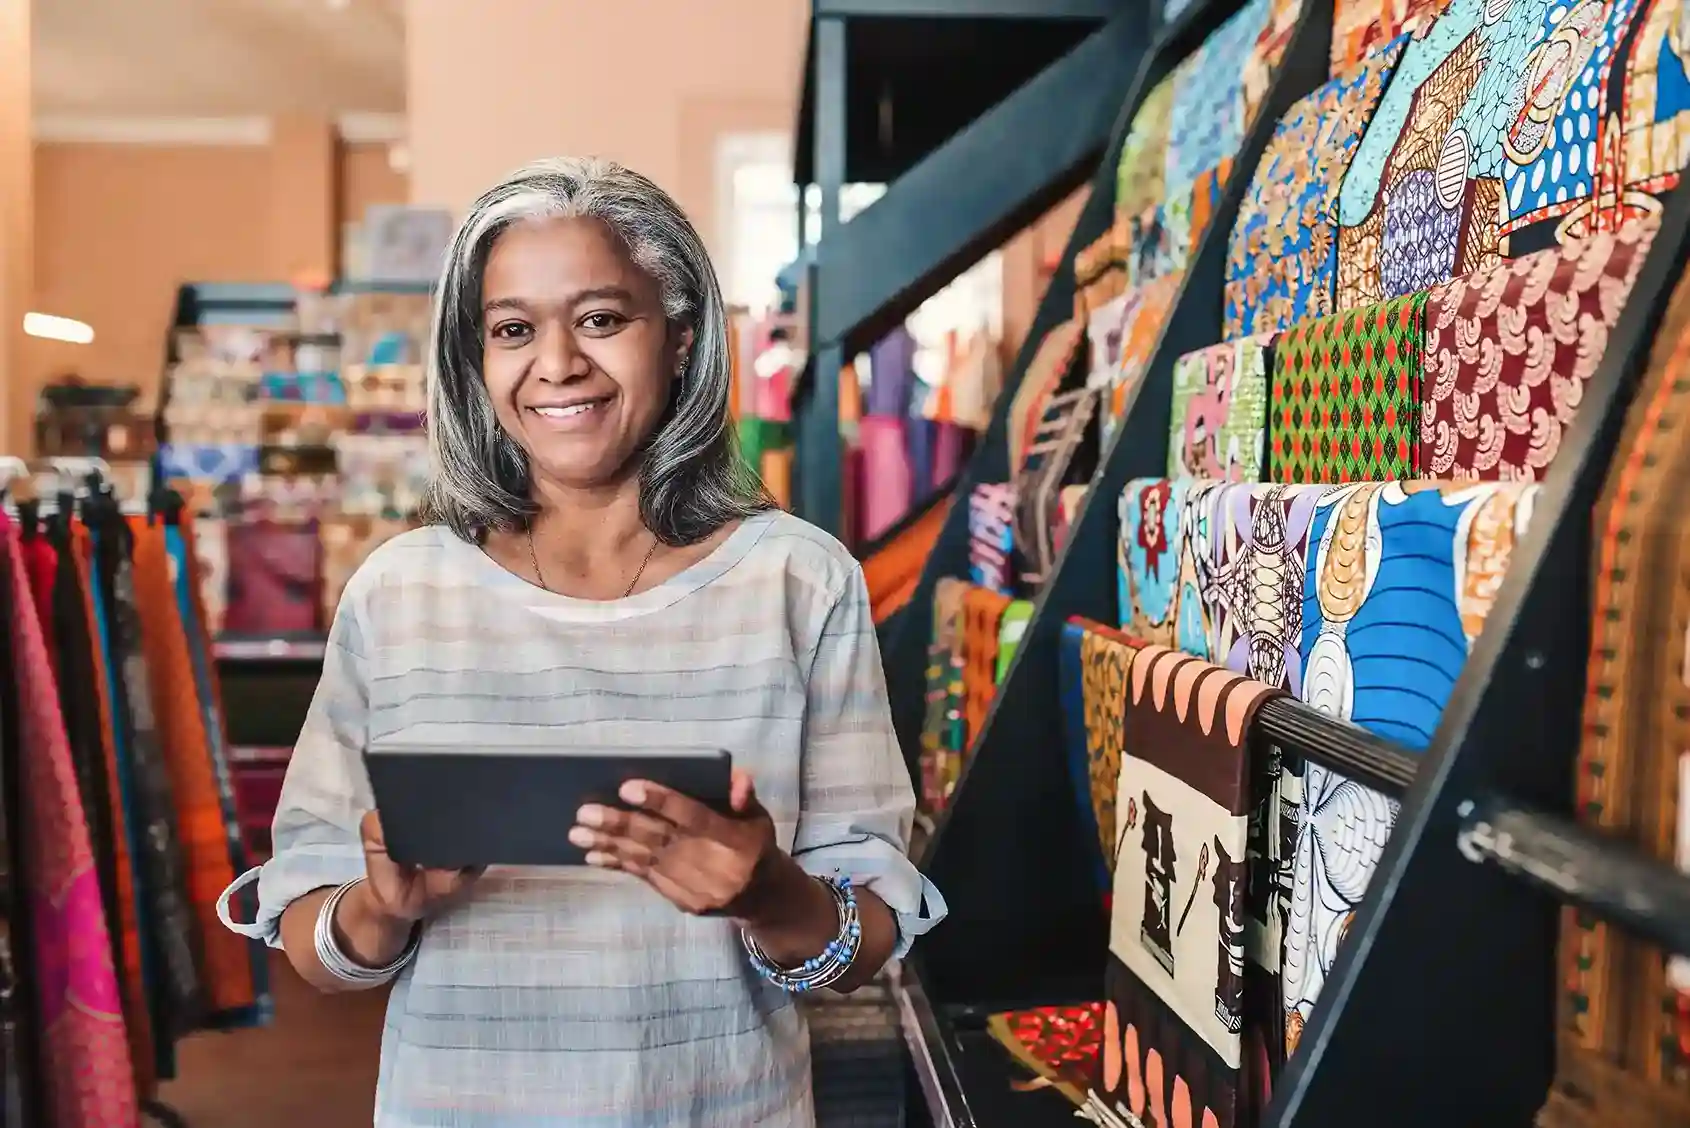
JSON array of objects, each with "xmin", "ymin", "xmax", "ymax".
[{"xmin": 673, "ymin": 323, "xmax": 696, "ymax": 378}]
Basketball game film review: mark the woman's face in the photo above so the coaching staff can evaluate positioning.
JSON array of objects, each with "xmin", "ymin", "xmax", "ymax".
[{"xmin": 480, "ymin": 215, "xmax": 690, "ymax": 495}]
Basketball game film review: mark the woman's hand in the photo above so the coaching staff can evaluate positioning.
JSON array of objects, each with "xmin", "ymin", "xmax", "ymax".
[
  {"xmin": 570, "ymin": 769, "xmax": 779, "ymax": 919},
  {"xmin": 358, "ymin": 810, "xmax": 483, "ymax": 924}
]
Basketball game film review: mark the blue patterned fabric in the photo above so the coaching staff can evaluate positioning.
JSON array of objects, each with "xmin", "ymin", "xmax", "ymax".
[
  {"xmin": 1164, "ymin": 0, "xmax": 1274, "ymax": 201},
  {"xmin": 1058, "ymin": 619, "xmax": 1109, "ymax": 894}
]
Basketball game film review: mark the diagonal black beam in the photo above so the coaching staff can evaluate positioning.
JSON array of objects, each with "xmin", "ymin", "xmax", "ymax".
[
  {"xmin": 814, "ymin": 0, "xmax": 1125, "ymax": 16},
  {"xmin": 811, "ymin": 12, "xmax": 1149, "ymax": 353}
]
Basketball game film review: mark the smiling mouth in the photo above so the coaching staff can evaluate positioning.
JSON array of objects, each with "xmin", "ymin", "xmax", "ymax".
[{"xmin": 528, "ymin": 397, "xmax": 611, "ymax": 420}]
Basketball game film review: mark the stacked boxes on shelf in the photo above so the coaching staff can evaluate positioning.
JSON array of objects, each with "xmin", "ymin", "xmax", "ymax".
[{"xmin": 159, "ymin": 287, "xmax": 430, "ymax": 638}]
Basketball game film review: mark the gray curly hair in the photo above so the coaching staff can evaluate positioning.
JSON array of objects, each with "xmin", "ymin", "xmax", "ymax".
[{"xmin": 418, "ymin": 156, "xmax": 772, "ymax": 546}]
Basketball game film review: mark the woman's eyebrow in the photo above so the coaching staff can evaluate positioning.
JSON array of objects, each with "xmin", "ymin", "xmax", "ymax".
[{"xmin": 482, "ymin": 287, "xmax": 636, "ymax": 316}]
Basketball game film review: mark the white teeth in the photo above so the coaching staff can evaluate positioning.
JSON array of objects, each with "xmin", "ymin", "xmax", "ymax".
[{"xmin": 533, "ymin": 402, "xmax": 596, "ymax": 418}]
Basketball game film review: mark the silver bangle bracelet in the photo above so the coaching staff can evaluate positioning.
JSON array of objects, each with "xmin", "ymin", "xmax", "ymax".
[{"xmin": 313, "ymin": 878, "xmax": 419, "ymax": 984}]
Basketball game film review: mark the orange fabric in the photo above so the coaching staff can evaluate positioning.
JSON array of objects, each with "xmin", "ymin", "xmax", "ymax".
[
  {"xmin": 760, "ymin": 448, "xmax": 793, "ymax": 511},
  {"xmin": 69, "ymin": 525, "xmax": 156, "ymax": 1098},
  {"xmin": 127, "ymin": 517, "xmax": 254, "ymax": 1017},
  {"xmin": 839, "ymin": 360, "xmax": 863, "ymax": 428},
  {"xmin": 962, "ymin": 585, "xmax": 1014, "ymax": 745},
  {"xmin": 862, "ymin": 495, "xmax": 952, "ymax": 624}
]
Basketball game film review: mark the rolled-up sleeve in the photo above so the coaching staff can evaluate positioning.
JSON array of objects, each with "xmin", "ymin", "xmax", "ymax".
[
  {"xmin": 218, "ymin": 594, "xmax": 375, "ymax": 949},
  {"xmin": 792, "ymin": 568, "xmax": 947, "ymax": 962}
]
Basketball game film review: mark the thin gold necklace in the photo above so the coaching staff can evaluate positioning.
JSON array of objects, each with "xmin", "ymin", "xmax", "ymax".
[{"xmin": 527, "ymin": 525, "xmax": 660, "ymax": 599}]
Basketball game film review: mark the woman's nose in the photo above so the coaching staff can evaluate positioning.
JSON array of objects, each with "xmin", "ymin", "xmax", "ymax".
[{"xmin": 533, "ymin": 324, "xmax": 589, "ymax": 382}]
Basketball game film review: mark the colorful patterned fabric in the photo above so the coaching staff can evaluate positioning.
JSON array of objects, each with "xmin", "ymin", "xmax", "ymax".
[
  {"xmin": 1168, "ymin": 335, "xmax": 1274, "ymax": 481},
  {"xmin": 1420, "ymin": 217, "xmax": 1657, "ymax": 479},
  {"xmin": 7, "ymin": 519, "xmax": 141, "ymax": 1128},
  {"xmin": 920, "ymin": 579, "xmax": 969, "ymax": 815},
  {"xmin": 1107, "ymin": 273, "xmax": 1184, "ymax": 444},
  {"xmin": 968, "ymin": 482, "xmax": 1017, "ymax": 594},
  {"xmin": 1165, "ymin": 0, "xmax": 1277, "ymax": 201},
  {"xmin": 1226, "ymin": 38, "xmax": 1407, "ymax": 338},
  {"xmin": 1550, "ymin": 267, "xmax": 1690, "ymax": 1121},
  {"xmin": 1102, "ymin": 646, "xmax": 1284, "ymax": 1128},
  {"xmin": 987, "ymin": 1003, "xmax": 1105, "ymax": 1108},
  {"xmin": 1269, "ymin": 291, "xmax": 1428, "ymax": 484},
  {"xmin": 996, "ymin": 600, "xmax": 1034, "ymax": 683},
  {"xmin": 1116, "ymin": 71, "xmax": 1182, "ymax": 223},
  {"xmin": 962, "ymin": 586, "xmax": 1014, "ymax": 748},
  {"xmin": 1015, "ymin": 388, "xmax": 1100, "ymax": 586},
  {"xmin": 1500, "ymin": 0, "xmax": 1689, "ymax": 254},
  {"xmin": 1335, "ymin": 0, "xmax": 1559, "ymax": 308},
  {"xmin": 1118, "ymin": 478, "xmax": 1219, "ymax": 659},
  {"xmin": 1081, "ymin": 621, "xmax": 1146, "ymax": 885},
  {"xmin": 1009, "ymin": 319, "xmax": 1085, "ymax": 473},
  {"xmin": 1284, "ymin": 481, "xmax": 1539, "ymax": 1055},
  {"xmin": 1330, "ymin": 0, "xmax": 1451, "ymax": 77}
]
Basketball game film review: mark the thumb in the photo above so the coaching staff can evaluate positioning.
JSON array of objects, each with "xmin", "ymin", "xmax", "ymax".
[{"xmin": 729, "ymin": 768, "xmax": 761, "ymax": 815}]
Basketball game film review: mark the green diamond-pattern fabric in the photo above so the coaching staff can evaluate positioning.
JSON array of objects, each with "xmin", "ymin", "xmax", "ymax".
[{"xmin": 1267, "ymin": 290, "xmax": 1427, "ymax": 484}]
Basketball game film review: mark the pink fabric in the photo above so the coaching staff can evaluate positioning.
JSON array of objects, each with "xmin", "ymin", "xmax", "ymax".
[
  {"xmin": 931, "ymin": 422, "xmax": 967, "ymax": 487},
  {"xmin": 858, "ymin": 414, "xmax": 914, "ymax": 542},
  {"xmin": 4, "ymin": 516, "xmax": 139, "ymax": 1128}
]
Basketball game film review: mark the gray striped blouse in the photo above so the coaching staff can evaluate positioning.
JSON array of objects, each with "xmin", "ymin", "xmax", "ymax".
[{"xmin": 218, "ymin": 510, "xmax": 945, "ymax": 1127}]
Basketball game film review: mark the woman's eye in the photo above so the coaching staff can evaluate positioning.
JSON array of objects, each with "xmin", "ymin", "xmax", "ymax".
[
  {"xmin": 490, "ymin": 321, "xmax": 532, "ymax": 341},
  {"xmin": 580, "ymin": 312, "xmax": 626, "ymax": 333}
]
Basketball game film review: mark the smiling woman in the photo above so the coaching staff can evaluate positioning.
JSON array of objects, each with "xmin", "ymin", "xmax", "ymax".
[{"xmin": 215, "ymin": 156, "xmax": 945, "ymax": 1128}]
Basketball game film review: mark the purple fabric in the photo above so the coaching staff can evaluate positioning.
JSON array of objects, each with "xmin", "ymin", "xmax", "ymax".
[
  {"xmin": 906, "ymin": 417, "xmax": 936, "ymax": 499},
  {"xmin": 866, "ymin": 327, "xmax": 918, "ymax": 418}
]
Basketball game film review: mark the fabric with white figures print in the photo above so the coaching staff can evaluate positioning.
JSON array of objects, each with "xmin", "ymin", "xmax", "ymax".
[{"xmin": 1281, "ymin": 481, "xmax": 1538, "ymax": 1056}]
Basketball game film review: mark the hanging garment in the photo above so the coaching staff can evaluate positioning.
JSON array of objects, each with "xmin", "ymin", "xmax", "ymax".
[
  {"xmin": 1329, "ymin": 0, "xmax": 1451, "ymax": 78},
  {"xmin": 858, "ymin": 415, "xmax": 915, "ymax": 543},
  {"xmin": 1099, "ymin": 645, "xmax": 1284, "ymax": 1128},
  {"xmin": 4, "ymin": 517, "xmax": 140, "ymax": 1128},
  {"xmin": 1225, "ymin": 37, "xmax": 1407, "ymax": 338},
  {"xmin": 1117, "ymin": 478, "xmax": 1222, "ymax": 658},
  {"xmin": 65, "ymin": 527, "xmax": 156, "ymax": 1097},
  {"xmin": 1283, "ymin": 481, "xmax": 1538, "ymax": 1056},
  {"xmin": 224, "ymin": 518, "xmax": 322, "ymax": 636},
  {"xmin": 90, "ymin": 523, "xmax": 205, "ymax": 1065},
  {"xmin": 1419, "ymin": 217, "xmax": 1657, "ymax": 480},
  {"xmin": 1544, "ymin": 266, "xmax": 1690, "ymax": 1128},
  {"xmin": 1268, "ymin": 290, "xmax": 1429, "ymax": 483},
  {"xmin": 169, "ymin": 517, "xmax": 270, "ymax": 1024},
  {"xmin": 961, "ymin": 586, "xmax": 1013, "ymax": 749},
  {"xmin": 128, "ymin": 518, "xmax": 257, "ymax": 1025},
  {"xmin": 986, "ymin": 1002, "xmax": 1107, "ymax": 1109},
  {"xmin": 866, "ymin": 326, "xmax": 918, "ymax": 419},
  {"xmin": 0, "ymin": 532, "xmax": 44, "ymax": 1128},
  {"xmin": 968, "ymin": 483, "xmax": 1017, "ymax": 595},
  {"xmin": 1167, "ymin": 335, "xmax": 1274, "ymax": 482}
]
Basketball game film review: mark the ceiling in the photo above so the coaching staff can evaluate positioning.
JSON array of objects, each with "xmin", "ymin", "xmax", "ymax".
[{"xmin": 34, "ymin": 0, "xmax": 405, "ymax": 119}]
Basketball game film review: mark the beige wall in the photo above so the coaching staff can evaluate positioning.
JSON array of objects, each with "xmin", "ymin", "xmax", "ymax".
[
  {"xmin": 404, "ymin": 0, "xmax": 807, "ymax": 233},
  {"xmin": 27, "ymin": 136, "xmax": 408, "ymax": 418}
]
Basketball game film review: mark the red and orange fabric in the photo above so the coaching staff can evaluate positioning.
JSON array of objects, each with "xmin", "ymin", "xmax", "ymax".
[
  {"xmin": 986, "ymin": 1002, "xmax": 1105, "ymax": 1107},
  {"xmin": 127, "ymin": 517, "xmax": 255, "ymax": 1019},
  {"xmin": 68, "ymin": 525, "xmax": 155, "ymax": 1098}
]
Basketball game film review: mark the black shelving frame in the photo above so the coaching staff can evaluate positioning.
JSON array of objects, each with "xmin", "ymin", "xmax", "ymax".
[
  {"xmin": 792, "ymin": 0, "xmax": 1152, "ymax": 538},
  {"xmin": 893, "ymin": 0, "xmax": 1690, "ymax": 1120}
]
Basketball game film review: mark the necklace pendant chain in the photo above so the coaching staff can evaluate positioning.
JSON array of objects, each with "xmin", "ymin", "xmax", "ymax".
[{"xmin": 528, "ymin": 526, "xmax": 660, "ymax": 599}]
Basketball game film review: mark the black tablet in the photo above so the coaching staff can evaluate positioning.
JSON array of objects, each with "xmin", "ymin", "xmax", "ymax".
[{"xmin": 362, "ymin": 746, "xmax": 734, "ymax": 868}]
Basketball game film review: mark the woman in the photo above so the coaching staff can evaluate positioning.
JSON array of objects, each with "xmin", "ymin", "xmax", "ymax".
[{"xmin": 217, "ymin": 157, "xmax": 944, "ymax": 1126}]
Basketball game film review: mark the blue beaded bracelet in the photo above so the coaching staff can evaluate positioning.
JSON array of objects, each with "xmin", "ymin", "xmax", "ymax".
[{"xmin": 741, "ymin": 875, "xmax": 862, "ymax": 993}]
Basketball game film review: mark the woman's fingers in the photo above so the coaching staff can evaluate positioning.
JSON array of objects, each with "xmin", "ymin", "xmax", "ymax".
[{"xmin": 618, "ymin": 780, "xmax": 718, "ymax": 832}]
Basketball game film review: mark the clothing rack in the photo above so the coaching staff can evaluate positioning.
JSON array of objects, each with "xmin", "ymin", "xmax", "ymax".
[{"xmin": 0, "ymin": 458, "xmax": 265, "ymax": 1128}]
